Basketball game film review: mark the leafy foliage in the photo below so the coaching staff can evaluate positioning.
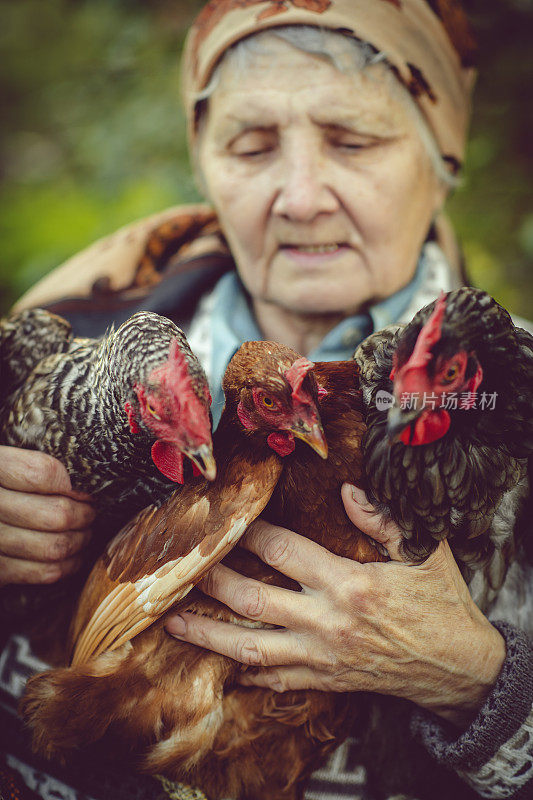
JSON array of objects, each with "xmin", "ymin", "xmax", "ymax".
[{"xmin": 0, "ymin": 0, "xmax": 531, "ymax": 318}]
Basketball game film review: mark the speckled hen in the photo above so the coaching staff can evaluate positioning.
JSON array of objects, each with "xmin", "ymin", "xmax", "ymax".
[{"xmin": 1, "ymin": 308, "xmax": 216, "ymax": 529}]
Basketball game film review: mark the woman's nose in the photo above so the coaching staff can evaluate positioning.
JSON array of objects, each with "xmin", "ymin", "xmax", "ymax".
[{"xmin": 272, "ymin": 144, "xmax": 339, "ymax": 222}]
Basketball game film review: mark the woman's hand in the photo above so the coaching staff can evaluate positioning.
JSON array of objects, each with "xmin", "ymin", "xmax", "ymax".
[
  {"xmin": 0, "ymin": 446, "xmax": 95, "ymax": 587},
  {"xmin": 166, "ymin": 485, "xmax": 506, "ymax": 727}
]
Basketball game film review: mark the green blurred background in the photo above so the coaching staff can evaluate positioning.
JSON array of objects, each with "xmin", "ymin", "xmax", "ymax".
[{"xmin": 0, "ymin": 0, "xmax": 531, "ymax": 317}]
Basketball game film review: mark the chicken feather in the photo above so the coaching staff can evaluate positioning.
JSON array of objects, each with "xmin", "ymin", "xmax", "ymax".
[
  {"xmin": 20, "ymin": 289, "xmax": 532, "ymax": 800},
  {"xmin": 21, "ymin": 340, "xmax": 328, "ymax": 777},
  {"xmin": 0, "ymin": 308, "xmax": 215, "ymax": 640},
  {"xmin": 1, "ymin": 308, "xmax": 215, "ymax": 525}
]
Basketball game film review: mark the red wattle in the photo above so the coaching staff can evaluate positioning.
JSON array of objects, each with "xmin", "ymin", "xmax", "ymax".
[
  {"xmin": 267, "ymin": 432, "xmax": 295, "ymax": 457},
  {"xmin": 151, "ymin": 441, "xmax": 184, "ymax": 483},
  {"xmin": 399, "ymin": 409, "xmax": 451, "ymax": 446},
  {"xmin": 192, "ymin": 462, "xmax": 202, "ymax": 477}
]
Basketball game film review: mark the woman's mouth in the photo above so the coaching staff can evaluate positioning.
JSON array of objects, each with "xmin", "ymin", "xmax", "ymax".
[{"xmin": 280, "ymin": 243, "xmax": 349, "ymax": 262}]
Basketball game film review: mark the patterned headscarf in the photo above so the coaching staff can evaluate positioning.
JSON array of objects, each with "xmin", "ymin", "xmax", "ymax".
[{"xmin": 181, "ymin": 0, "xmax": 476, "ymax": 174}]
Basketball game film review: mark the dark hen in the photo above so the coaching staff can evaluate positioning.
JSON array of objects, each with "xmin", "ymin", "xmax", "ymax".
[{"xmin": 355, "ymin": 288, "xmax": 532, "ymax": 608}]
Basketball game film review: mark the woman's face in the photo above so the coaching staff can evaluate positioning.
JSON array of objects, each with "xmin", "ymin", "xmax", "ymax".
[{"xmin": 197, "ymin": 36, "xmax": 447, "ymax": 318}]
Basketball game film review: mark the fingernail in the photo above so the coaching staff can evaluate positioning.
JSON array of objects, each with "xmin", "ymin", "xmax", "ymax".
[
  {"xmin": 43, "ymin": 566, "xmax": 62, "ymax": 584},
  {"xmin": 348, "ymin": 484, "xmax": 363, "ymax": 501},
  {"xmin": 166, "ymin": 615, "xmax": 186, "ymax": 637},
  {"xmin": 350, "ymin": 485, "xmax": 373, "ymax": 509}
]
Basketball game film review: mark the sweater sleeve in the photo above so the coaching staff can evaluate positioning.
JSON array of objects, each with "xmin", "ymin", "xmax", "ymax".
[{"xmin": 411, "ymin": 622, "xmax": 533, "ymax": 799}]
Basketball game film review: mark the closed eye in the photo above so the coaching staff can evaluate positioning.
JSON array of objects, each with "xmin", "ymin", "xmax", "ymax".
[
  {"xmin": 326, "ymin": 127, "xmax": 393, "ymax": 154},
  {"xmin": 333, "ymin": 141, "xmax": 365, "ymax": 151},
  {"xmin": 237, "ymin": 149, "xmax": 274, "ymax": 159},
  {"xmin": 229, "ymin": 129, "xmax": 277, "ymax": 158}
]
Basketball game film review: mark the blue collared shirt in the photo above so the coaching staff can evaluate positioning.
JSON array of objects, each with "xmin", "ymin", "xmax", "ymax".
[{"xmin": 208, "ymin": 253, "xmax": 429, "ymax": 427}]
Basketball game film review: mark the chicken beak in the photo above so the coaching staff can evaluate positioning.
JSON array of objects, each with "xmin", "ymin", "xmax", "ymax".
[
  {"xmin": 186, "ymin": 443, "xmax": 217, "ymax": 481},
  {"xmin": 291, "ymin": 420, "xmax": 328, "ymax": 459}
]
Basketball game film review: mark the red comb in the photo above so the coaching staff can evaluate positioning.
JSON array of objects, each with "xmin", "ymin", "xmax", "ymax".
[
  {"xmin": 147, "ymin": 338, "xmax": 211, "ymax": 442},
  {"xmin": 148, "ymin": 338, "xmax": 193, "ymax": 398},
  {"xmin": 405, "ymin": 292, "xmax": 447, "ymax": 371},
  {"xmin": 284, "ymin": 357, "xmax": 315, "ymax": 403},
  {"xmin": 169, "ymin": 338, "xmax": 191, "ymax": 381}
]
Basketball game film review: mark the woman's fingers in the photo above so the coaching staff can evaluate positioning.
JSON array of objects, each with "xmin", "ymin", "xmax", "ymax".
[
  {"xmin": 0, "ymin": 447, "xmax": 69, "ymax": 494},
  {"xmin": 240, "ymin": 518, "xmax": 343, "ymax": 589},
  {"xmin": 0, "ymin": 524, "xmax": 92, "ymax": 563},
  {"xmin": 166, "ymin": 612, "xmax": 307, "ymax": 668},
  {"xmin": 239, "ymin": 666, "xmax": 335, "ymax": 692},
  {"xmin": 0, "ymin": 523, "xmax": 92, "ymax": 586},
  {"xmin": 0, "ymin": 447, "xmax": 91, "ymax": 500},
  {"xmin": 341, "ymin": 483, "xmax": 406, "ymax": 562},
  {"xmin": 0, "ymin": 486, "xmax": 95, "ymax": 531},
  {"xmin": 0, "ymin": 553, "xmax": 83, "ymax": 586},
  {"xmin": 199, "ymin": 562, "xmax": 316, "ymax": 628},
  {"xmin": 0, "ymin": 448, "xmax": 94, "ymax": 586}
]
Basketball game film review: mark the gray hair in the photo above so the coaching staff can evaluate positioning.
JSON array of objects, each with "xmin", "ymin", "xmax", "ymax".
[{"xmin": 193, "ymin": 26, "xmax": 459, "ymax": 189}]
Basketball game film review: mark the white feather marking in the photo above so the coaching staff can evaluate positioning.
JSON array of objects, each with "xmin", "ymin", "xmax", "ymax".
[
  {"xmin": 158, "ymin": 539, "xmax": 172, "ymax": 561},
  {"xmin": 450, "ymin": 507, "xmax": 464, "ymax": 527},
  {"xmin": 490, "ymin": 478, "xmax": 529, "ymax": 548},
  {"xmin": 191, "ymin": 674, "xmax": 216, "ymax": 704},
  {"xmin": 132, "ymin": 513, "xmax": 252, "ymax": 616},
  {"xmin": 150, "ymin": 706, "xmax": 224, "ymax": 759}
]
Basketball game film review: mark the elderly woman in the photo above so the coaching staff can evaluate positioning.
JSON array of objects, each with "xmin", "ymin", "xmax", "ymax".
[{"xmin": 0, "ymin": 2, "xmax": 531, "ymax": 800}]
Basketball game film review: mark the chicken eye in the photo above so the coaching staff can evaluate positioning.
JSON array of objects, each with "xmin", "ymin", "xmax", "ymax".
[
  {"xmin": 147, "ymin": 403, "xmax": 161, "ymax": 420},
  {"xmin": 262, "ymin": 396, "xmax": 275, "ymax": 408},
  {"xmin": 441, "ymin": 363, "xmax": 460, "ymax": 384}
]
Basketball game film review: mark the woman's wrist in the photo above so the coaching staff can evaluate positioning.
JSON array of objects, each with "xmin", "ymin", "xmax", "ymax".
[
  {"xmin": 412, "ymin": 622, "xmax": 533, "ymax": 776},
  {"xmin": 418, "ymin": 621, "xmax": 506, "ymax": 727}
]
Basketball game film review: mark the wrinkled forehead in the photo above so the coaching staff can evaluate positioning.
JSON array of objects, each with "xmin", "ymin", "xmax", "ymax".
[
  {"xmin": 182, "ymin": 0, "xmax": 476, "ymax": 173},
  {"xmin": 200, "ymin": 38, "xmax": 411, "ymax": 138}
]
